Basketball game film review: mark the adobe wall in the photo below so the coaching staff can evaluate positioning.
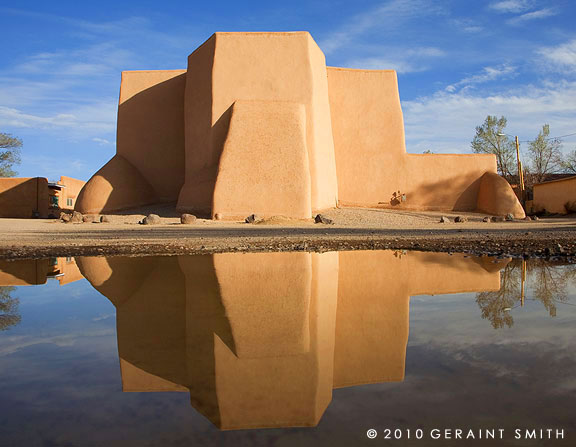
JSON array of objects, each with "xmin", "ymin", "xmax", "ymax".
[
  {"xmin": 404, "ymin": 154, "xmax": 497, "ymax": 211},
  {"xmin": 0, "ymin": 259, "xmax": 49, "ymax": 285},
  {"xmin": 0, "ymin": 177, "xmax": 49, "ymax": 218},
  {"xmin": 177, "ymin": 32, "xmax": 338, "ymax": 216},
  {"xmin": 212, "ymin": 100, "xmax": 312, "ymax": 219},
  {"xmin": 76, "ymin": 70, "xmax": 186, "ymax": 214},
  {"xmin": 0, "ymin": 258, "xmax": 86, "ymax": 287},
  {"xmin": 327, "ymin": 67, "xmax": 503, "ymax": 212},
  {"xmin": 477, "ymin": 172, "xmax": 526, "ymax": 218},
  {"xmin": 118, "ymin": 70, "xmax": 186, "ymax": 202},
  {"xmin": 333, "ymin": 250, "xmax": 502, "ymax": 388},
  {"xmin": 77, "ymin": 252, "xmax": 339, "ymax": 429},
  {"xmin": 58, "ymin": 176, "xmax": 86, "ymax": 211},
  {"xmin": 533, "ymin": 176, "xmax": 576, "ymax": 214},
  {"xmin": 211, "ymin": 251, "xmax": 338, "ymax": 429}
]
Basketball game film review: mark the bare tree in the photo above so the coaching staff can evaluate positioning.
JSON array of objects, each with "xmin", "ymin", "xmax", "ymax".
[
  {"xmin": 471, "ymin": 116, "xmax": 516, "ymax": 181},
  {"xmin": 0, "ymin": 286, "xmax": 21, "ymax": 331},
  {"xmin": 475, "ymin": 259, "xmax": 575, "ymax": 329},
  {"xmin": 527, "ymin": 124, "xmax": 563, "ymax": 184},
  {"xmin": 476, "ymin": 260, "xmax": 521, "ymax": 329},
  {"xmin": 561, "ymin": 149, "xmax": 576, "ymax": 174}
]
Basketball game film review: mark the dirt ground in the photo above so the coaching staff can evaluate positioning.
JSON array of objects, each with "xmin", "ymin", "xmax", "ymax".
[{"xmin": 0, "ymin": 206, "xmax": 575, "ymax": 260}]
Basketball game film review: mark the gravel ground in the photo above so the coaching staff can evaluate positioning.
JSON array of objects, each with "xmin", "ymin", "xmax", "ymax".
[{"xmin": 0, "ymin": 207, "xmax": 575, "ymax": 260}]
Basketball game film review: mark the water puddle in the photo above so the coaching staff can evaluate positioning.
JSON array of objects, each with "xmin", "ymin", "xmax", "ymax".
[{"xmin": 0, "ymin": 251, "xmax": 574, "ymax": 445}]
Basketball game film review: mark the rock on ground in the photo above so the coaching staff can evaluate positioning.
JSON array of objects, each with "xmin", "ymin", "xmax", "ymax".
[
  {"xmin": 69, "ymin": 211, "xmax": 83, "ymax": 223},
  {"xmin": 141, "ymin": 214, "xmax": 161, "ymax": 225},
  {"xmin": 315, "ymin": 214, "xmax": 334, "ymax": 224},
  {"xmin": 245, "ymin": 214, "xmax": 260, "ymax": 224},
  {"xmin": 181, "ymin": 213, "xmax": 197, "ymax": 224}
]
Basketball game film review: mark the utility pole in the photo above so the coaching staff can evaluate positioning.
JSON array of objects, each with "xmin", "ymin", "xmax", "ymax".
[{"xmin": 515, "ymin": 136, "xmax": 525, "ymax": 205}]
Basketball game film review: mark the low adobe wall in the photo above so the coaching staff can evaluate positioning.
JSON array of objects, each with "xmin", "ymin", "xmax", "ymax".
[
  {"xmin": 0, "ymin": 177, "xmax": 49, "ymax": 218},
  {"xmin": 533, "ymin": 176, "xmax": 576, "ymax": 214}
]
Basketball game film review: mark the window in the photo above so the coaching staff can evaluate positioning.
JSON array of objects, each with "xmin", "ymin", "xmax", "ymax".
[{"xmin": 67, "ymin": 198, "xmax": 73, "ymax": 207}]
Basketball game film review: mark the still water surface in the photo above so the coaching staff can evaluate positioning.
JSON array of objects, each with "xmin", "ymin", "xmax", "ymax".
[{"xmin": 0, "ymin": 251, "xmax": 575, "ymax": 446}]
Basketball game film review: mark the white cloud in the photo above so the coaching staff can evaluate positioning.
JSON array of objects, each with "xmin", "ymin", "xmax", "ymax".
[
  {"xmin": 0, "ymin": 329, "xmax": 114, "ymax": 356},
  {"xmin": 489, "ymin": 0, "xmax": 533, "ymax": 13},
  {"xmin": 0, "ymin": 12, "xmax": 197, "ymax": 147},
  {"xmin": 319, "ymin": 0, "xmax": 443, "ymax": 54},
  {"xmin": 451, "ymin": 19, "xmax": 484, "ymax": 33},
  {"xmin": 537, "ymin": 39, "xmax": 576, "ymax": 71},
  {"xmin": 346, "ymin": 47, "xmax": 445, "ymax": 73},
  {"xmin": 402, "ymin": 81, "xmax": 576, "ymax": 155},
  {"xmin": 92, "ymin": 137, "xmax": 113, "ymax": 145},
  {"xmin": 0, "ymin": 103, "xmax": 116, "ymax": 134},
  {"xmin": 507, "ymin": 8, "xmax": 557, "ymax": 24},
  {"xmin": 345, "ymin": 58, "xmax": 420, "ymax": 73},
  {"xmin": 445, "ymin": 65, "xmax": 517, "ymax": 92}
]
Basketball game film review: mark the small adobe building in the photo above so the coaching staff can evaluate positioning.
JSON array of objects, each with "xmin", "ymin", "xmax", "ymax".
[
  {"xmin": 532, "ymin": 175, "xmax": 576, "ymax": 214},
  {"xmin": 75, "ymin": 32, "xmax": 524, "ymax": 219}
]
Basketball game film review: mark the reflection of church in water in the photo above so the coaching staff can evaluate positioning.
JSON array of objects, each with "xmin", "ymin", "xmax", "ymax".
[
  {"xmin": 72, "ymin": 251, "xmax": 502, "ymax": 430},
  {"xmin": 0, "ymin": 251, "xmax": 504, "ymax": 429}
]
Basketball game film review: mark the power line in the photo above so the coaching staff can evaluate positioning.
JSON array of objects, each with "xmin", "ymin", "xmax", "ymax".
[
  {"xmin": 546, "ymin": 131, "xmax": 576, "ymax": 140},
  {"xmin": 500, "ymin": 131, "xmax": 576, "ymax": 143}
]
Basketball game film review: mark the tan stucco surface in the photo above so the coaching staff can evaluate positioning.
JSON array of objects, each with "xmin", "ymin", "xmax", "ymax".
[
  {"xmin": 0, "ymin": 178, "xmax": 48, "ymax": 218},
  {"xmin": 533, "ymin": 176, "xmax": 576, "ymax": 214},
  {"xmin": 75, "ymin": 31, "xmax": 522, "ymax": 218},
  {"xmin": 76, "ymin": 70, "xmax": 185, "ymax": 214},
  {"xmin": 0, "ymin": 257, "xmax": 82, "ymax": 286},
  {"xmin": 75, "ymin": 250, "xmax": 503, "ymax": 429},
  {"xmin": 75, "ymin": 155, "xmax": 157, "ymax": 214},
  {"xmin": 477, "ymin": 172, "xmax": 526, "ymax": 218},
  {"xmin": 212, "ymin": 101, "xmax": 311, "ymax": 219},
  {"xmin": 0, "ymin": 176, "xmax": 85, "ymax": 218},
  {"xmin": 327, "ymin": 68, "xmax": 503, "ymax": 212},
  {"xmin": 58, "ymin": 176, "xmax": 86, "ymax": 211}
]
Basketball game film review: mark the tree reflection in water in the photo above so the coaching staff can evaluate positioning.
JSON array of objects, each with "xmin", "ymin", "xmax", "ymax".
[
  {"xmin": 0, "ymin": 286, "xmax": 20, "ymax": 331},
  {"xmin": 476, "ymin": 259, "xmax": 576, "ymax": 329}
]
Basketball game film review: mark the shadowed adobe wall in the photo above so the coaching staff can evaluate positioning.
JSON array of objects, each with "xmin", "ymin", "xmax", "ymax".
[
  {"xmin": 76, "ymin": 70, "xmax": 186, "ymax": 214},
  {"xmin": 533, "ymin": 176, "xmax": 576, "ymax": 214},
  {"xmin": 0, "ymin": 177, "xmax": 48, "ymax": 218},
  {"xmin": 0, "ymin": 259, "xmax": 50, "ymax": 285},
  {"xmin": 0, "ymin": 257, "xmax": 83, "ymax": 286}
]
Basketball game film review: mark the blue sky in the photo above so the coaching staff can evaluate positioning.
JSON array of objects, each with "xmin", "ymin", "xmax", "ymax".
[{"xmin": 1, "ymin": 0, "xmax": 575, "ymax": 181}]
